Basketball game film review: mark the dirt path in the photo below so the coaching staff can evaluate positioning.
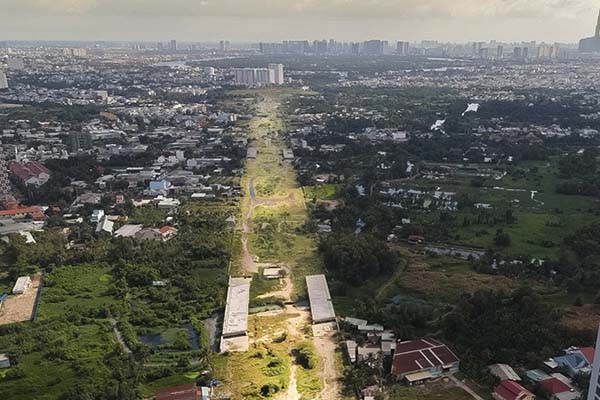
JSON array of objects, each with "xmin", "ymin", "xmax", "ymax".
[
  {"xmin": 314, "ymin": 333, "xmax": 340, "ymax": 400},
  {"xmin": 110, "ymin": 318, "xmax": 132, "ymax": 354},
  {"xmin": 449, "ymin": 375, "xmax": 485, "ymax": 400}
]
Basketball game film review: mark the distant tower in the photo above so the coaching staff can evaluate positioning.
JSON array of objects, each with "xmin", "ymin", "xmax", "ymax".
[
  {"xmin": 0, "ymin": 70, "xmax": 8, "ymax": 90},
  {"xmin": 588, "ymin": 323, "xmax": 600, "ymax": 400},
  {"xmin": 596, "ymin": 9, "xmax": 600, "ymax": 37}
]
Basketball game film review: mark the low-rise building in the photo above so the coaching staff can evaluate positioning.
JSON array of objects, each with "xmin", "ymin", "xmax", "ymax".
[
  {"xmin": 540, "ymin": 377, "xmax": 580, "ymax": 400},
  {"xmin": 0, "ymin": 354, "xmax": 10, "ymax": 369},
  {"xmin": 493, "ymin": 380, "xmax": 534, "ymax": 400},
  {"xmin": 391, "ymin": 338, "xmax": 460, "ymax": 384},
  {"xmin": 12, "ymin": 276, "xmax": 32, "ymax": 294}
]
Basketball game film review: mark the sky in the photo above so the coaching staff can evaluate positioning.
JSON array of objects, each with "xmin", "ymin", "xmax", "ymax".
[{"xmin": 2, "ymin": 0, "xmax": 600, "ymax": 43}]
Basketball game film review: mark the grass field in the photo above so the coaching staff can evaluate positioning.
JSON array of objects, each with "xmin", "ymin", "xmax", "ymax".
[
  {"xmin": 41, "ymin": 264, "xmax": 116, "ymax": 319},
  {"xmin": 0, "ymin": 264, "xmax": 119, "ymax": 400},
  {"xmin": 211, "ymin": 313, "xmax": 293, "ymax": 399},
  {"xmin": 408, "ymin": 159, "xmax": 600, "ymax": 258},
  {"xmin": 303, "ymin": 184, "xmax": 340, "ymax": 200},
  {"xmin": 386, "ymin": 381, "xmax": 478, "ymax": 400}
]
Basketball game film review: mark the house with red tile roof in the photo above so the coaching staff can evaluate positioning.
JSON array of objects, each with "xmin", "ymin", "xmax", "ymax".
[
  {"xmin": 540, "ymin": 377, "xmax": 580, "ymax": 400},
  {"xmin": 9, "ymin": 161, "xmax": 50, "ymax": 187},
  {"xmin": 391, "ymin": 338, "xmax": 460, "ymax": 384},
  {"xmin": 0, "ymin": 206, "xmax": 46, "ymax": 220},
  {"xmin": 154, "ymin": 384, "xmax": 201, "ymax": 400},
  {"xmin": 159, "ymin": 226, "xmax": 178, "ymax": 241},
  {"xmin": 493, "ymin": 380, "xmax": 535, "ymax": 400}
]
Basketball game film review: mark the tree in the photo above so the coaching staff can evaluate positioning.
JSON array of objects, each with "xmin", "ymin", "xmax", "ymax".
[{"xmin": 494, "ymin": 230, "xmax": 511, "ymax": 247}]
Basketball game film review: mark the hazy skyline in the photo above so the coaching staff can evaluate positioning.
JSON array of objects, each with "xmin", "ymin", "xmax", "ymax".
[{"xmin": 2, "ymin": 0, "xmax": 600, "ymax": 43}]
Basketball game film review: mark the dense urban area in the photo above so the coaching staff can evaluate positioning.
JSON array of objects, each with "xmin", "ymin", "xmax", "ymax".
[{"xmin": 2, "ymin": 31, "xmax": 600, "ymax": 400}]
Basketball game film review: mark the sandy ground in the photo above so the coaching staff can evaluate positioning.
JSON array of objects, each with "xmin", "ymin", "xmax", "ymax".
[{"xmin": 0, "ymin": 272, "xmax": 42, "ymax": 325}]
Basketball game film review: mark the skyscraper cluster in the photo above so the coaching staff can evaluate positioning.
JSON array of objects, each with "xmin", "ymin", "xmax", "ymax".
[
  {"xmin": 259, "ymin": 39, "xmax": 406, "ymax": 56},
  {"xmin": 233, "ymin": 64, "xmax": 284, "ymax": 86}
]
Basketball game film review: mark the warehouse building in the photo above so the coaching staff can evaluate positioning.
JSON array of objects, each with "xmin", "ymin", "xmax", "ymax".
[{"xmin": 306, "ymin": 274, "xmax": 336, "ymax": 324}]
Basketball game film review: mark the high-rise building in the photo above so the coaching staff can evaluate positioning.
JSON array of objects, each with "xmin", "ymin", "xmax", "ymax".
[
  {"xmin": 170, "ymin": 40, "xmax": 178, "ymax": 51},
  {"xmin": 362, "ymin": 40, "xmax": 385, "ymax": 56},
  {"xmin": 587, "ymin": 323, "xmax": 600, "ymax": 400},
  {"xmin": 233, "ymin": 68, "xmax": 269, "ymax": 85},
  {"xmin": 268, "ymin": 64, "xmax": 284, "ymax": 85},
  {"xmin": 0, "ymin": 70, "xmax": 8, "ymax": 90},
  {"xmin": 0, "ymin": 148, "xmax": 11, "ymax": 201},
  {"xmin": 496, "ymin": 45, "xmax": 504, "ymax": 59},
  {"xmin": 219, "ymin": 40, "xmax": 230, "ymax": 52},
  {"xmin": 397, "ymin": 41, "xmax": 410, "ymax": 56},
  {"xmin": 513, "ymin": 47, "xmax": 523, "ymax": 59},
  {"xmin": 580, "ymin": 9, "xmax": 600, "ymax": 53},
  {"xmin": 68, "ymin": 131, "xmax": 93, "ymax": 152}
]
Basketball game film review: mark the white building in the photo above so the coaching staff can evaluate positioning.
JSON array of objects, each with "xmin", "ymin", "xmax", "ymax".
[
  {"xmin": 12, "ymin": 276, "xmax": 32, "ymax": 294},
  {"xmin": 588, "ymin": 323, "xmax": 600, "ymax": 400},
  {"xmin": 90, "ymin": 209, "xmax": 105, "ymax": 223},
  {"xmin": 268, "ymin": 63, "xmax": 285, "ymax": 84},
  {"xmin": 0, "ymin": 71, "xmax": 8, "ymax": 90},
  {"xmin": 233, "ymin": 66, "xmax": 283, "ymax": 86}
]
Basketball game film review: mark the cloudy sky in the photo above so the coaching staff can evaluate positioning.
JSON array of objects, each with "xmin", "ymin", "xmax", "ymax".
[{"xmin": 2, "ymin": 0, "xmax": 600, "ymax": 42}]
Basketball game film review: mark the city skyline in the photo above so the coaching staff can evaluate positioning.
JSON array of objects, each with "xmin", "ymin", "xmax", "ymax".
[{"xmin": 2, "ymin": 0, "xmax": 600, "ymax": 42}]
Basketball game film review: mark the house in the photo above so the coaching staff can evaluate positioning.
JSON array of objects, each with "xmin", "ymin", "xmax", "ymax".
[
  {"xmin": 0, "ymin": 206, "xmax": 46, "ymax": 220},
  {"xmin": 10, "ymin": 161, "xmax": 50, "ymax": 187},
  {"xmin": 159, "ymin": 226, "xmax": 178, "ymax": 241},
  {"xmin": 489, "ymin": 364, "xmax": 521, "ymax": 382},
  {"xmin": 263, "ymin": 267, "xmax": 282, "ymax": 279},
  {"xmin": 0, "ymin": 354, "xmax": 10, "ymax": 369},
  {"xmin": 282, "ymin": 149, "xmax": 294, "ymax": 160},
  {"xmin": 95, "ymin": 217, "xmax": 114, "ymax": 236},
  {"xmin": 357, "ymin": 344, "xmax": 381, "ymax": 363},
  {"xmin": 247, "ymin": 147, "xmax": 257, "ymax": 159},
  {"xmin": 408, "ymin": 235, "xmax": 425, "ymax": 244},
  {"xmin": 12, "ymin": 276, "xmax": 32, "ymax": 294},
  {"xmin": 149, "ymin": 180, "xmax": 172, "ymax": 192},
  {"xmin": 547, "ymin": 347, "xmax": 593, "ymax": 377},
  {"xmin": 156, "ymin": 197, "xmax": 181, "ymax": 210},
  {"xmin": 135, "ymin": 228, "xmax": 163, "ymax": 241},
  {"xmin": 71, "ymin": 193, "xmax": 102, "ymax": 208},
  {"xmin": 525, "ymin": 369, "xmax": 551, "ymax": 383},
  {"xmin": 154, "ymin": 383, "xmax": 205, "ymax": 400},
  {"xmin": 391, "ymin": 338, "xmax": 460, "ymax": 384},
  {"xmin": 114, "ymin": 224, "xmax": 143, "ymax": 238},
  {"xmin": 493, "ymin": 380, "xmax": 535, "ymax": 400},
  {"xmin": 539, "ymin": 377, "xmax": 580, "ymax": 400},
  {"xmin": 90, "ymin": 209, "xmax": 105, "ymax": 223},
  {"xmin": 346, "ymin": 340, "xmax": 358, "ymax": 363}
]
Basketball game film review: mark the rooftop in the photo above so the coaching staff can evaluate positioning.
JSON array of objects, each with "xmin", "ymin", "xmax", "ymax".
[
  {"xmin": 222, "ymin": 277, "xmax": 251, "ymax": 337},
  {"xmin": 306, "ymin": 274, "xmax": 336, "ymax": 323}
]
